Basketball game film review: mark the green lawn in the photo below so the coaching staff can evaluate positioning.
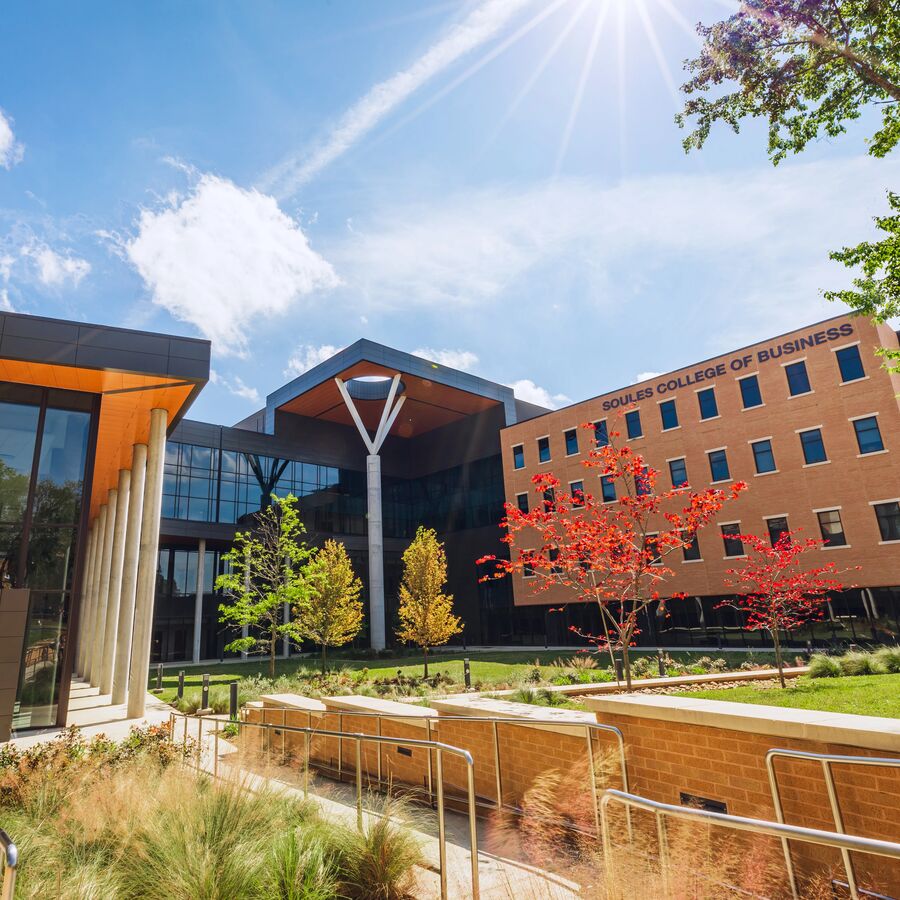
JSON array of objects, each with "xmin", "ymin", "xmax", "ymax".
[
  {"xmin": 149, "ymin": 648, "xmax": 779, "ymax": 704},
  {"xmin": 676, "ymin": 673, "xmax": 900, "ymax": 719}
]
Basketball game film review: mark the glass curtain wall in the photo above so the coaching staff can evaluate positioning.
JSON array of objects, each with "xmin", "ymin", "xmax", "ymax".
[{"xmin": 0, "ymin": 384, "xmax": 92, "ymax": 729}]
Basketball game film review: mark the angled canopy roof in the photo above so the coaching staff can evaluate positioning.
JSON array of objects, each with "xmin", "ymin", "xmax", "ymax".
[{"xmin": 265, "ymin": 339, "xmax": 517, "ymax": 439}]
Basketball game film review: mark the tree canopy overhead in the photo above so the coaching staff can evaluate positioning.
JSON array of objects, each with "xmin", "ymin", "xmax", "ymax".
[{"xmin": 678, "ymin": 1, "xmax": 900, "ymax": 162}]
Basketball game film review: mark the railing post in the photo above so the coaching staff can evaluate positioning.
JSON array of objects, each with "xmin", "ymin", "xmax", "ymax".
[
  {"xmin": 655, "ymin": 810, "xmax": 671, "ymax": 898},
  {"xmin": 600, "ymin": 795, "xmax": 616, "ymax": 899},
  {"xmin": 492, "ymin": 720, "xmax": 503, "ymax": 811},
  {"xmin": 425, "ymin": 718, "xmax": 434, "ymax": 807},
  {"xmin": 338, "ymin": 713, "xmax": 343, "ymax": 781},
  {"xmin": 304, "ymin": 730, "xmax": 311, "ymax": 798},
  {"xmin": 765, "ymin": 751, "xmax": 801, "ymax": 900},
  {"xmin": 196, "ymin": 716, "xmax": 203, "ymax": 768},
  {"xmin": 821, "ymin": 758, "xmax": 859, "ymax": 900},
  {"xmin": 586, "ymin": 726, "xmax": 600, "ymax": 837},
  {"xmin": 356, "ymin": 738, "xmax": 364, "ymax": 831},
  {"xmin": 436, "ymin": 748, "xmax": 447, "ymax": 900},
  {"xmin": 376, "ymin": 716, "xmax": 383, "ymax": 788},
  {"xmin": 466, "ymin": 758, "xmax": 480, "ymax": 899},
  {"xmin": 282, "ymin": 708, "xmax": 287, "ymax": 764},
  {"xmin": 213, "ymin": 727, "xmax": 219, "ymax": 779}
]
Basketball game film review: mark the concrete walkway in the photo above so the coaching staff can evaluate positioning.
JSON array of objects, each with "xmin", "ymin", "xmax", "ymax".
[{"xmin": 9, "ymin": 677, "xmax": 172, "ymax": 748}]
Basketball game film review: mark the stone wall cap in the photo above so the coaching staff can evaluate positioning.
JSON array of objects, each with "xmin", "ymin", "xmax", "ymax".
[
  {"xmin": 322, "ymin": 694, "xmax": 436, "ymax": 727},
  {"xmin": 260, "ymin": 693, "xmax": 327, "ymax": 712},
  {"xmin": 584, "ymin": 693, "xmax": 900, "ymax": 753},
  {"xmin": 432, "ymin": 695, "xmax": 599, "ymax": 736}
]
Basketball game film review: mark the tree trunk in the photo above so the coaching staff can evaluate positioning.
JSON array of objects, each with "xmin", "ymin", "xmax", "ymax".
[
  {"xmin": 321, "ymin": 643, "xmax": 327, "ymax": 676},
  {"xmin": 771, "ymin": 628, "xmax": 786, "ymax": 689},
  {"xmin": 423, "ymin": 646, "xmax": 429, "ymax": 678},
  {"xmin": 623, "ymin": 648, "xmax": 633, "ymax": 692}
]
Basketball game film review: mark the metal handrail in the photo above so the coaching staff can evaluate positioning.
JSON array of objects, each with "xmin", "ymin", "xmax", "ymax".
[
  {"xmin": 766, "ymin": 747, "xmax": 900, "ymax": 900},
  {"xmin": 599, "ymin": 789, "xmax": 900, "ymax": 900},
  {"xmin": 245, "ymin": 703, "xmax": 629, "ymax": 836},
  {"xmin": 0, "ymin": 828, "xmax": 16, "ymax": 900},
  {"xmin": 168, "ymin": 711, "xmax": 479, "ymax": 900}
]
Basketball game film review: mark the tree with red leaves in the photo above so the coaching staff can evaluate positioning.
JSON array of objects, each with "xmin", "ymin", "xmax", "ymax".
[
  {"xmin": 719, "ymin": 531, "xmax": 852, "ymax": 688},
  {"xmin": 480, "ymin": 423, "xmax": 746, "ymax": 690}
]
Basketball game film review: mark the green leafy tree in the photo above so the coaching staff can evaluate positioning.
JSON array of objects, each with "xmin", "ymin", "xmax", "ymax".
[
  {"xmin": 395, "ymin": 526, "xmax": 462, "ymax": 677},
  {"xmin": 216, "ymin": 493, "xmax": 312, "ymax": 677},
  {"xmin": 678, "ymin": 1, "xmax": 900, "ymax": 367},
  {"xmin": 300, "ymin": 539, "xmax": 364, "ymax": 674},
  {"xmin": 678, "ymin": 1, "xmax": 900, "ymax": 162},
  {"xmin": 824, "ymin": 191, "xmax": 900, "ymax": 369}
]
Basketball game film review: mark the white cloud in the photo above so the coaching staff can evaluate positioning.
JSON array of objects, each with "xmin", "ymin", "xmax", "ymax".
[
  {"xmin": 284, "ymin": 343, "xmax": 344, "ymax": 378},
  {"xmin": 634, "ymin": 371, "xmax": 662, "ymax": 384},
  {"xmin": 0, "ymin": 289, "xmax": 13, "ymax": 312},
  {"xmin": 507, "ymin": 378, "xmax": 571, "ymax": 409},
  {"xmin": 261, "ymin": 0, "xmax": 532, "ymax": 194},
  {"xmin": 411, "ymin": 347, "xmax": 479, "ymax": 371},
  {"xmin": 0, "ymin": 254, "xmax": 13, "ymax": 282},
  {"xmin": 125, "ymin": 174, "xmax": 340, "ymax": 356},
  {"xmin": 209, "ymin": 369, "xmax": 261, "ymax": 404},
  {"xmin": 22, "ymin": 244, "xmax": 91, "ymax": 287},
  {"xmin": 0, "ymin": 109, "xmax": 24, "ymax": 169},
  {"xmin": 333, "ymin": 155, "xmax": 900, "ymax": 342}
]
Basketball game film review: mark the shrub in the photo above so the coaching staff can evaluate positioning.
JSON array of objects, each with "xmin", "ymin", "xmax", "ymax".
[
  {"xmin": 808, "ymin": 654, "xmax": 842, "ymax": 678},
  {"xmin": 875, "ymin": 646, "xmax": 900, "ymax": 674},
  {"xmin": 839, "ymin": 651, "xmax": 881, "ymax": 676}
]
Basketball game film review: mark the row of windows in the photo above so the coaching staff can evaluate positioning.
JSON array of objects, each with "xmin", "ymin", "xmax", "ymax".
[
  {"xmin": 519, "ymin": 502, "xmax": 900, "ymax": 576},
  {"xmin": 511, "ymin": 344, "xmax": 869, "ymax": 470}
]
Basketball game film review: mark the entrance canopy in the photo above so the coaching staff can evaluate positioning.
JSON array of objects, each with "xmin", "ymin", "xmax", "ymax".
[{"xmin": 265, "ymin": 339, "xmax": 518, "ymax": 438}]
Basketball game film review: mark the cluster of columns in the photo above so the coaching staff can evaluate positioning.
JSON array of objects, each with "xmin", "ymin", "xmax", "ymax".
[{"xmin": 74, "ymin": 408, "xmax": 168, "ymax": 719}]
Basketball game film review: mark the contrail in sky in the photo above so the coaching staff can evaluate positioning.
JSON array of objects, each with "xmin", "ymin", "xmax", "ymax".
[{"xmin": 259, "ymin": 0, "xmax": 535, "ymax": 197}]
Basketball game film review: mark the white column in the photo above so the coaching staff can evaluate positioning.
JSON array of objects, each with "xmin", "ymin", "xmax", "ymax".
[
  {"xmin": 127, "ymin": 408, "xmax": 167, "ymax": 719},
  {"xmin": 366, "ymin": 453, "xmax": 386, "ymax": 651},
  {"xmin": 90, "ymin": 488, "xmax": 118, "ymax": 688},
  {"xmin": 75, "ymin": 526, "xmax": 95, "ymax": 677},
  {"xmin": 100, "ymin": 469, "xmax": 130, "ymax": 694},
  {"xmin": 82, "ymin": 504, "xmax": 107, "ymax": 678},
  {"xmin": 112, "ymin": 444, "xmax": 147, "ymax": 705},
  {"xmin": 192, "ymin": 538, "xmax": 205, "ymax": 664},
  {"xmin": 282, "ymin": 601, "xmax": 290, "ymax": 658}
]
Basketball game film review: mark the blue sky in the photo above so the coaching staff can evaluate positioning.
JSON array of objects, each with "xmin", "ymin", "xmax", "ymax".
[{"xmin": 0, "ymin": 0, "xmax": 896, "ymax": 423}]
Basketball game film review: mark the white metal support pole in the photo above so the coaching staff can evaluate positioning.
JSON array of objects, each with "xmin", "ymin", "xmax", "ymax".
[
  {"xmin": 100, "ymin": 468, "xmax": 131, "ymax": 694},
  {"xmin": 127, "ymin": 408, "xmax": 167, "ymax": 719},
  {"xmin": 81, "ymin": 505, "xmax": 106, "ymax": 677},
  {"xmin": 112, "ymin": 444, "xmax": 147, "ymax": 705},
  {"xmin": 90, "ymin": 492, "xmax": 118, "ymax": 688},
  {"xmin": 75, "ymin": 526, "xmax": 96, "ymax": 677},
  {"xmin": 193, "ymin": 538, "xmax": 205, "ymax": 664}
]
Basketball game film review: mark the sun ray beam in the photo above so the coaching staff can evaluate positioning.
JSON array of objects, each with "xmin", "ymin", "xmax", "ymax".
[
  {"xmin": 616, "ymin": 0, "xmax": 627, "ymax": 179},
  {"xmin": 656, "ymin": 0, "xmax": 703, "ymax": 45},
  {"xmin": 370, "ymin": 0, "xmax": 570, "ymax": 152},
  {"xmin": 479, "ymin": 0, "xmax": 594, "ymax": 157},
  {"xmin": 553, "ymin": 0, "xmax": 612, "ymax": 176},
  {"xmin": 635, "ymin": 0, "xmax": 682, "ymax": 111}
]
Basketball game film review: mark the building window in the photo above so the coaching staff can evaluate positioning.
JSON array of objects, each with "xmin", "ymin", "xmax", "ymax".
[
  {"xmin": 766, "ymin": 516, "xmax": 789, "ymax": 545},
  {"xmin": 669, "ymin": 457, "xmax": 688, "ymax": 488},
  {"xmin": 537, "ymin": 436, "xmax": 551, "ymax": 463},
  {"xmin": 600, "ymin": 475, "xmax": 616, "ymax": 502},
  {"xmin": 720, "ymin": 523, "xmax": 744, "ymax": 557},
  {"xmin": 853, "ymin": 416, "xmax": 884, "ymax": 454},
  {"xmin": 512, "ymin": 444, "xmax": 525, "ymax": 469},
  {"xmin": 659, "ymin": 399, "xmax": 678, "ymax": 430},
  {"xmin": 816, "ymin": 509, "xmax": 847, "ymax": 547},
  {"xmin": 625, "ymin": 409, "xmax": 642, "ymax": 439},
  {"xmin": 564, "ymin": 428, "xmax": 578, "ymax": 456},
  {"xmin": 542, "ymin": 487, "xmax": 555, "ymax": 510},
  {"xmin": 645, "ymin": 534, "xmax": 662, "ymax": 566},
  {"xmin": 707, "ymin": 449, "xmax": 730, "ymax": 482},
  {"xmin": 523, "ymin": 552, "xmax": 535, "ymax": 578},
  {"xmin": 799, "ymin": 428, "xmax": 827, "ymax": 464},
  {"xmin": 785, "ymin": 360, "xmax": 811, "ymax": 396},
  {"xmin": 682, "ymin": 532, "xmax": 702, "ymax": 562},
  {"xmin": 516, "ymin": 493, "xmax": 529, "ymax": 513},
  {"xmin": 594, "ymin": 420, "xmax": 609, "ymax": 447},
  {"xmin": 739, "ymin": 374, "xmax": 763, "ymax": 409},
  {"xmin": 570, "ymin": 480, "xmax": 585, "ymax": 507},
  {"xmin": 836, "ymin": 344, "xmax": 865, "ymax": 383},
  {"xmin": 874, "ymin": 501, "xmax": 900, "ymax": 542},
  {"xmin": 635, "ymin": 465, "xmax": 651, "ymax": 496},
  {"xmin": 697, "ymin": 387, "xmax": 718, "ymax": 420},
  {"xmin": 750, "ymin": 439, "xmax": 776, "ymax": 474}
]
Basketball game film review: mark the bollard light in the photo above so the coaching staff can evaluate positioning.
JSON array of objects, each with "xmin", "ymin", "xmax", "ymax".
[
  {"xmin": 657, "ymin": 650, "xmax": 666, "ymax": 678},
  {"xmin": 615, "ymin": 658, "xmax": 624, "ymax": 683},
  {"xmin": 155, "ymin": 663, "xmax": 163, "ymax": 692},
  {"xmin": 201, "ymin": 673, "xmax": 210, "ymax": 711},
  {"xmin": 177, "ymin": 670, "xmax": 185, "ymax": 699},
  {"xmin": 463, "ymin": 658, "xmax": 471, "ymax": 690},
  {"xmin": 229, "ymin": 682, "xmax": 238, "ymax": 720}
]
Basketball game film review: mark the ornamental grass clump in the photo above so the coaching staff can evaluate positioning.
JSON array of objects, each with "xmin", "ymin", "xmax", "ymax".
[
  {"xmin": 875, "ymin": 646, "xmax": 900, "ymax": 674},
  {"xmin": 839, "ymin": 651, "xmax": 881, "ymax": 677},
  {"xmin": 808, "ymin": 654, "xmax": 842, "ymax": 678}
]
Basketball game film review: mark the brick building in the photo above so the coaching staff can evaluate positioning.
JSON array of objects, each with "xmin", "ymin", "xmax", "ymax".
[{"xmin": 500, "ymin": 314, "xmax": 900, "ymax": 648}]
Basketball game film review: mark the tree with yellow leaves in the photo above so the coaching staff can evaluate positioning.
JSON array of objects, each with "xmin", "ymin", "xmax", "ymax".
[
  {"xmin": 396, "ymin": 526, "xmax": 462, "ymax": 677},
  {"xmin": 299, "ymin": 539, "xmax": 363, "ymax": 674}
]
